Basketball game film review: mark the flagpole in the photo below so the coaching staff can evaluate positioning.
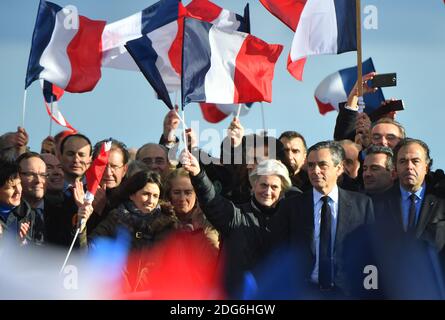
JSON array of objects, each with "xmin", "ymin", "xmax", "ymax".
[
  {"xmin": 49, "ymin": 96, "xmax": 53, "ymax": 136},
  {"xmin": 235, "ymin": 104, "xmax": 242, "ymax": 119},
  {"xmin": 356, "ymin": 0, "xmax": 364, "ymax": 113},
  {"xmin": 22, "ymin": 89, "xmax": 27, "ymax": 128},
  {"xmin": 260, "ymin": 102, "xmax": 267, "ymax": 134}
]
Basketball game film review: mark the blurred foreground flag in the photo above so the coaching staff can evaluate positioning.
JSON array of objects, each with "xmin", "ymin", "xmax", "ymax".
[
  {"xmin": 289, "ymin": 0, "xmax": 357, "ymax": 80},
  {"xmin": 314, "ymin": 58, "xmax": 384, "ymax": 115},
  {"xmin": 182, "ymin": 18, "xmax": 283, "ymax": 106},
  {"xmin": 26, "ymin": 1, "xmax": 106, "ymax": 92},
  {"xmin": 199, "ymin": 103, "xmax": 253, "ymax": 123}
]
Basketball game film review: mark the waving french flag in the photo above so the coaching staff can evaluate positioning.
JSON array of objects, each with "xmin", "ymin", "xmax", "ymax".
[
  {"xmin": 182, "ymin": 18, "xmax": 283, "ymax": 106},
  {"xmin": 25, "ymin": 1, "xmax": 106, "ymax": 92},
  {"xmin": 289, "ymin": 0, "xmax": 357, "ymax": 80},
  {"xmin": 119, "ymin": 0, "xmax": 250, "ymax": 108},
  {"xmin": 314, "ymin": 58, "xmax": 384, "ymax": 115}
]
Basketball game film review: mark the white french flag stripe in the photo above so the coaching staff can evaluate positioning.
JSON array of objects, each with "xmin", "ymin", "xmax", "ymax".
[
  {"xmin": 147, "ymin": 21, "xmax": 181, "ymax": 92},
  {"xmin": 39, "ymin": 8, "xmax": 77, "ymax": 89},
  {"xmin": 217, "ymin": 103, "xmax": 250, "ymax": 116},
  {"xmin": 204, "ymin": 26, "xmax": 246, "ymax": 103},
  {"xmin": 210, "ymin": 9, "xmax": 241, "ymax": 31},
  {"xmin": 314, "ymin": 71, "xmax": 347, "ymax": 111},
  {"xmin": 101, "ymin": 11, "xmax": 143, "ymax": 70},
  {"xmin": 290, "ymin": 0, "xmax": 338, "ymax": 61}
]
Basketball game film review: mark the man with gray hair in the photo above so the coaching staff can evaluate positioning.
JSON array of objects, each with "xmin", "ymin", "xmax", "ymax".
[{"xmin": 269, "ymin": 140, "xmax": 374, "ymax": 297}]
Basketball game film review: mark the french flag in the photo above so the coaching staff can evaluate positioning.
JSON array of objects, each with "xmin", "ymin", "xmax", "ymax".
[
  {"xmin": 182, "ymin": 18, "xmax": 283, "ymax": 106},
  {"xmin": 199, "ymin": 103, "xmax": 253, "ymax": 123},
  {"xmin": 111, "ymin": 0, "xmax": 250, "ymax": 100},
  {"xmin": 41, "ymin": 80, "xmax": 76, "ymax": 132},
  {"xmin": 289, "ymin": 0, "xmax": 357, "ymax": 80},
  {"xmin": 314, "ymin": 58, "xmax": 385, "ymax": 115},
  {"xmin": 26, "ymin": 0, "xmax": 106, "ymax": 92}
]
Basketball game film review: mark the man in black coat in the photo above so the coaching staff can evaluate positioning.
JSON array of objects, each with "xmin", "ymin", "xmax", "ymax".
[{"xmin": 269, "ymin": 140, "xmax": 375, "ymax": 298}]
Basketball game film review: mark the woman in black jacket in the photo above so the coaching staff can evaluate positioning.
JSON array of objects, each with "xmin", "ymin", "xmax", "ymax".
[
  {"xmin": 181, "ymin": 151, "xmax": 292, "ymax": 298},
  {"xmin": 79, "ymin": 170, "xmax": 178, "ymax": 292}
]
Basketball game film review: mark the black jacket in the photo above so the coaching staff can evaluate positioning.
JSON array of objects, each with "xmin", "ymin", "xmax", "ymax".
[
  {"xmin": 191, "ymin": 169, "xmax": 282, "ymax": 297},
  {"xmin": 269, "ymin": 187, "xmax": 375, "ymax": 296}
]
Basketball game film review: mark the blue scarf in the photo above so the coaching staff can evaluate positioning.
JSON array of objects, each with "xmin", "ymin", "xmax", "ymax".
[{"xmin": 0, "ymin": 203, "xmax": 15, "ymax": 222}]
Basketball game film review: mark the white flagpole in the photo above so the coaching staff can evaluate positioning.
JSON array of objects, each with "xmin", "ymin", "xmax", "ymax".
[
  {"xmin": 260, "ymin": 102, "xmax": 266, "ymax": 133},
  {"xmin": 235, "ymin": 103, "xmax": 242, "ymax": 119},
  {"xmin": 49, "ymin": 96, "xmax": 53, "ymax": 136},
  {"xmin": 60, "ymin": 227, "xmax": 80, "ymax": 274},
  {"xmin": 22, "ymin": 89, "xmax": 27, "ymax": 128},
  {"xmin": 182, "ymin": 108, "xmax": 188, "ymax": 151}
]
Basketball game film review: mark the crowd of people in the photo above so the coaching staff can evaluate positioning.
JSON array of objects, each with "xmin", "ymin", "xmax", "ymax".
[{"xmin": 1, "ymin": 75, "xmax": 445, "ymax": 299}]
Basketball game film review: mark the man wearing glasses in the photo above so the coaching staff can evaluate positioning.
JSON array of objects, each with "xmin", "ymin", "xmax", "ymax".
[
  {"xmin": 136, "ymin": 143, "xmax": 170, "ymax": 179},
  {"xmin": 16, "ymin": 152, "xmax": 48, "ymax": 245}
]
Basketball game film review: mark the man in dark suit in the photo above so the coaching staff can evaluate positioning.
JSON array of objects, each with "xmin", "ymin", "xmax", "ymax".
[
  {"xmin": 371, "ymin": 138, "xmax": 445, "ymax": 298},
  {"xmin": 269, "ymin": 140, "xmax": 374, "ymax": 297}
]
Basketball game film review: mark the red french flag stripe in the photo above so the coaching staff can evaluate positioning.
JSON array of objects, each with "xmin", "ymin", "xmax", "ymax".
[
  {"xmin": 65, "ymin": 16, "xmax": 106, "ymax": 93},
  {"xmin": 233, "ymin": 34, "xmax": 283, "ymax": 103}
]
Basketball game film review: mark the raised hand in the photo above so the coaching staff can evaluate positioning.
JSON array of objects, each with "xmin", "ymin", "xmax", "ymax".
[
  {"xmin": 179, "ymin": 149, "xmax": 200, "ymax": 176},
  {"xmin": 227, "ymin": 117, "xmax": 244, "ymax": 148}
]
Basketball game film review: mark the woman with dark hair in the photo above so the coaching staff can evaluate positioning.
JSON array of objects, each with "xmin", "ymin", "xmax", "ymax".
[
  {"xmin": 79, "ymin": 170, "xmax": 178, "ymax": 292},
  {"xmin": 80, "ymin": 170, "xmax": 178, "ymax": 250}
]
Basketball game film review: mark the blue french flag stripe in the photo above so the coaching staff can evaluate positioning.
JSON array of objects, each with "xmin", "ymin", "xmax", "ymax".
[
  {"xmin": 26, "ymin": 1, "xmax": 61, "ymax": 88},
  {"xmin": 125, "ymin": 36, "xmax": 174, "ymax": 109},
  {"xmin": 182, "ymin": 18, "xmax": 213, "ymax": 105},
  {"xmin": 141, "ymin": 0, "xmax": 180, "ymax": 34},
  {"xmin": 334, "ymin": 0, "xmax": 357, "ymax": 54}
]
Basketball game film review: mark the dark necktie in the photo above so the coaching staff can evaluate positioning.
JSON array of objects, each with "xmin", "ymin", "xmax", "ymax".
[
  {"xmin": 319, "ymin": 196, "xmax": 333, "ymax": 289},
  {"xmin": 408, "ymin": 194, "xmax": 417, "ymax": 233}
]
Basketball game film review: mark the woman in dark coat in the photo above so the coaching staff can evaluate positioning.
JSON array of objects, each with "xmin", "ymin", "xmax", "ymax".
[{"xmin": 80, "ymin": 170, "xmax": 178, "ymax": 292}]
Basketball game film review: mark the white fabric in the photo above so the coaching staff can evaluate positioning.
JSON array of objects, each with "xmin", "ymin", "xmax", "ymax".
[
  {"xmin": 204, "ymin": 26, "xmax": 246, "ymax": 103},
  {"xmin": 39, "ymin": 8, "xmax": 77, "ymax": 89},
  {"xmin": 101, "ymin": 11, "xmax": 142, "ymax": 70},
  {"xmin": 146, "ymin": 21, "xmax": 181, "ymax": 92},
  {"xmin": 314, "ymin": 71, "xmax": 347, "ymax": 111},
  {"xmin": 290, "ymin": 0, "xmax": 338, "ymax": 62},
  {"xmin": 211, "ymin": 9, "xmax": 241, "ymax": 31}
]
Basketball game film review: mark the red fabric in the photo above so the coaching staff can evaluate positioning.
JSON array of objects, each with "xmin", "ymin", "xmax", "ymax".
[
  {"xmin": 85, "ymin": 141, "xmax": 110, "ymax": 196},
  {"xmin": 116, "ymin": 232, "xmax": 224, "ymax": 299},
  {"xmin": 314, "ymin": 96, "xmax": 336, "ymax": 115},
  {"xmin": 65, "ymin": 16, "xmax": 106, "ymax": 93},
  {"xmin": 199, "ymin": 103, "xmax": 230, "ymax": 123},
  {"xmin": 286, "ymin": 54, "xmax": 306, "ymax": 81},
  {"xmin": 233, "ymin": 35, "xmax": 283, "ymax": 103},
  {"xmin": 259, "ymin": 0, "xmax": 307, "ymax": 31},
  {"xmin": 169, "ymin": 0, "xmax": 224, "ymax": 77},
  {"xmin": 186, "ymin": 0, "xmax": 222, "ymax": 22}
]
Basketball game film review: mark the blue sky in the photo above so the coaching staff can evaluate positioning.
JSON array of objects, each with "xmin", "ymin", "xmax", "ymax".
[{"xmin": 1, "ymin": 1, "xmax": 445, "ymax": 168}]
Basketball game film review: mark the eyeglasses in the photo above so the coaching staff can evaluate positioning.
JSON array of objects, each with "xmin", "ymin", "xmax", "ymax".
[
  {"xmin": 106, "ymin": 163, "xmax": 125, "ymax": 172},
  {"xmin": 372, "ymin": 134, "xmax": 399, "ymax": 142},
  {"xmin": 20, "ymin": 171, "xmax": 49, "ymax": 180}
]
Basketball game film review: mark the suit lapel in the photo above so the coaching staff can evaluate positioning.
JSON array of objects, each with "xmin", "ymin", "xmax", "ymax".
[
  {"xmin": 301, "ymin": 190, "xmax": 315, "ymax": 255},
  {"xmin": 416, "ymin": 193, "xmax": 436, "ymax": 238}
]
